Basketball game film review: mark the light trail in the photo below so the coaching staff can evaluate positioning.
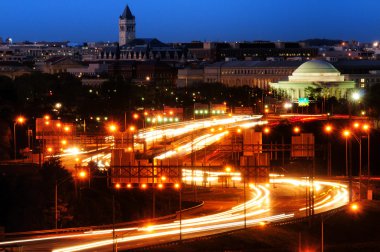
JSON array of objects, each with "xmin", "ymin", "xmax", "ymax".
[
  {"xmin": 272, "ymin": 178, "xmax": 349, "ymax": 211},
  {"xmin": 46, "ymin": 145, "xmax": 111, "ymax": 159},
  {"xmin": 182, "ymin": 168, "xmax": 241, "ymax": 183},
  {"xmin": 139, "ymin": 115, "xmax": 262, "ymax": 145},
  {"xmin": 0, "ymin": 177, "xmax": 348, "ymax": 252},
  {"xmin": 154, "ymin": 131, "xmax": 229, "ymax": 160},
  {"xmin": 72, "ymin": 116, "xmax": 267, "ymax": 167},
  {"xmin": 52, "ymin": 213, "xmax": 295, "ymax": 252},
  {"xmin": 0, "ymin": 228, "xmax": 138, "ymax": 246},
  {"xmin": 153, "ymin": 117, "xmax": 268, "ymax": 161}
]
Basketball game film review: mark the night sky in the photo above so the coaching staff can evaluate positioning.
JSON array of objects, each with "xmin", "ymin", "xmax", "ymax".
[{"xmin": 2, "ymin": 0, "xmax": 380, "ymax": 43}]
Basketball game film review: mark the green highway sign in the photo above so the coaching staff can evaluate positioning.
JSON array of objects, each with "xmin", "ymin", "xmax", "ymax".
[{"xmin": 298, "ymin": 97, "xmax": 309, "ymax": 107}]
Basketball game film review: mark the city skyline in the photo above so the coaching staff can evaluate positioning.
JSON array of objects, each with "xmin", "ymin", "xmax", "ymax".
[{"xmin": 2, "ymin": 0, "xmax": 380, "ymax": 43}]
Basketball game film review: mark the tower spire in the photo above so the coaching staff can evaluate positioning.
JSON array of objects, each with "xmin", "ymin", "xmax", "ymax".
[
  {"xmin": 120, "ymin": 5, "xmax": 135, "ymax": 20},
  {"xmin": 119, "ymin": 5, "xmax": 136, "ymax": 46}
]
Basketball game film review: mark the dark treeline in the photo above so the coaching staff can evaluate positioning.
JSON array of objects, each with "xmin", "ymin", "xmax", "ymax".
[{"xmin": 0, "ymin": 157, "xmax": 184, "ymax": 232}]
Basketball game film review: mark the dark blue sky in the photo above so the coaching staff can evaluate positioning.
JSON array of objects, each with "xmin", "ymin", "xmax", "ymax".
[{"xmin": 2, "ymin": 0, "xmax": 380, "ymax": 43}]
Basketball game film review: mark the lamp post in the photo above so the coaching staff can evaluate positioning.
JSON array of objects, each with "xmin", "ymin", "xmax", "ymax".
[
  {"xmin": 362, "ymin": 124, "xmax": 370, "ymax": 190},
  {"xmin": 343, "ymin": 128, "xmax": 363, "ymax": 202},
  {"xmin": 13, "ymin": 116, "xmax": 26, "ymax": 160},
  {"xmin": 293, "ymin": 126, "xmax": 301, "ymax": 134},
  {"xmin": 143, "ymin": 112, "xmax": 148, "ymax": 129},
  {"xmin": 175, "ymin": 183, "xmax": 182, "ymax": 242},
  {"xmin": 321, "ymin": 203, "xmax": 360, "ymax": 252},
  {"xmin": 112, "ymin": 182, "xmax": 122, "ymax": 252},
  {"xmin": 133, "ymin": 113, "xmax": 139, "ymax": 127},
  {"xmin": 129, "ymin": 125, "xmax": 136, "ymax": 153},
  {"xmin": 107, "ymin": 122, "xmax": 119, "ymax": 148},
  {"xmin": 342, "ymin": 130, "xmax": 352, "ymax": 201},
  {"xmin": 263, "ymin": 127, "xmax": 275, "ymax": 186},
  {"xmin": 352, "ymin": 122, "xmax": 371, "ymax": 200},
  {"xmin": 324, "ymin": 125, "xmax": 333, "ymax": 176},
  {"xmin": 55, "ymin": 170, "xmax": 87, "ymax": 230}
]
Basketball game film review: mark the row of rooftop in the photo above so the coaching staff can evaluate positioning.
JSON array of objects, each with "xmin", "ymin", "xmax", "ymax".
[
  {"xmin": 1, "ymin": 38, "xmax": 380, "ymax": 90},
  {"xmin": 1, "ymin": 38, "xmax": 380, "ymax": 63}
]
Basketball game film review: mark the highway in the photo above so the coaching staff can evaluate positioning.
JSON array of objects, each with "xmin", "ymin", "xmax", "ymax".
[
  {"xmin": 0, "ymin": 177, "xmax": 348, "ymax": 251},
  {"xmin": 0, "ymin": 114, "xmax": 351, "ymax": 251}
]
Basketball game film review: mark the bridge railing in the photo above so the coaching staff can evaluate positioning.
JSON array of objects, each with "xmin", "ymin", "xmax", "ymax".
[{"xmin": 3, "ymin": 201, "xmax": 206, "ymax": 239}]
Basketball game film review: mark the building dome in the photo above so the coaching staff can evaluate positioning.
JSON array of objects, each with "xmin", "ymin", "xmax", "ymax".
[
  {"xmin": 269, "ymin": 59, "xmax": 355, "ymax": 101},
  {"xmin": 293, "ymin": 60, "xmax": 339, "ymax": 74}
]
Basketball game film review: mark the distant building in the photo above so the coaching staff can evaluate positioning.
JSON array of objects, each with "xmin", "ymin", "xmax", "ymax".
[
  {"xmin": 0, "ymin": 62, "xmax": 32, "ymax": 79},
  {"xmin": 119, "ymin": 5, "xmax": 136, "ymax": 46},
  {"xmin": 134, "ymin": 61, "xmax": 177, "ymax": 86},
  {"xmin": 119, "ymin": 38, "xmax": 190, "ymax": 62},
  {"xmin": 36, "ymin": 56, "xmax": 83, "ymax": 74},
  {"xmin": 335, "ymin": 60, "xmax": 380, "ymax": 88},
  {"xmin": 0, "ymin": 41, "xmax": 76, "ymax": 62},
  {"xmin": 105, "ymin": 60, "xmax": 177, "ymax": 86},
  {"xmin": 203, "ymin": 61, "xmax": 302, "ymax": 89},
  {"xmin": 181, "ymin": 41, "xmax": 318, "ymax": 62},
  {"xmin": 183, "ymin": 59, "xmax": 380, "ymax": 91},
  {"xmin": 269, "ymin": 60, "xmax": 355, "ymax": 101},
  {"xmin": 67, "ymin": 63, "xmax": 108, "ymax": 77},
  {"xmin": 176, "ymin": 68, "xmax": 204, "ymax": 87}
]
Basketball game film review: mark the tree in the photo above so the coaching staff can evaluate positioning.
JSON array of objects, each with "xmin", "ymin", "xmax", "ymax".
[
  {"xmin": 305, "ymin": 86, "xmax": 322, "ymax": 100},
  {"xmin": 366, "ymin": 84, "xmax": 380, "ymax": 117}
]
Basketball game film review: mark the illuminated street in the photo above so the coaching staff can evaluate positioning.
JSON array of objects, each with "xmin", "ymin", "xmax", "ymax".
[{"xmin": 0, "ymin": 175, "xmax": 348, "ymax": 251}]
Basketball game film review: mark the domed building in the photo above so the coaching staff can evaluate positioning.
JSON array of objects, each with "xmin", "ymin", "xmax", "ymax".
[{"xmin": 269, "ymin": 60, "xmax": 355, "ymax": 101}]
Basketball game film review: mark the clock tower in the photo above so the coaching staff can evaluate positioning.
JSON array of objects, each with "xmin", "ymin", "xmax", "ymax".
[{"xmin": 119, "ymin": 5, "xmax": 135, "ymax": 46}]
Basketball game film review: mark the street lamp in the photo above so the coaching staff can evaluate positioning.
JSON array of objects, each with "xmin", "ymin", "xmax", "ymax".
[
  {"xmin": 293, "ymin": 126, "xmax": 301, "ymax": 134},
  {"xmin": 63, "ymin": 126, "xmax": 71, "ymax": 133},
  {"xmin": 107, "ymin": 123, "xmax": 119, "ymax": 148},
  {"xmin": 342, "ymin": 129, "xmax": 350, "ymax": 176},
  {"xmin": 107, "ymin": 123, "xmax": 118, "ymax": 133},
  {"xmin": 351, "ymin": 91, "xmax": 361, "ymax": 101},
  {"xmin": 342, "ymin": 129, "xmax": 354, "ymax": 202},
  {"xmin": 263, "ymin": 127, "xmax": 270, "ymax": 134},
  {"xmin": 321, "ymin": 202, "xmax": 361, "ymax": 252},
  {"xmin": 348, "ymin": 91, "xmax": 361, "ymax": 119},
  {"xmin": 174, "ymin": 183, "xmax": 182, "ymax": 242},
  {"xmin": 55, "ymin": 170, "xmax": 87, "ymax": 230},
  {"xmin": 127, "ymin": 125, "xmax": 136, "ymax": 151},
  {"xmin": 324, "ymin": 125, "xmax": 333, "ymax": 176},
  {"xmin": 351, "ymin": 122, "xmax": 371, "ymax": 201},
  {"xmin": 13, "ymin": 116, "xmax": 26, "ymax": 160},
  {"xmin": 362, "ymin": 123, "xmax": 371, "ymax": 192},
  {"xmin": 143, "ymin": 112, "xmax": 148, "ymax": 129},
  {"xmin": 113, "ymin": 183, "xmax": 121, "ymax": 252}
]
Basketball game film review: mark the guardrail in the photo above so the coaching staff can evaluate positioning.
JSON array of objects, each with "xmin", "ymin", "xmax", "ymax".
[
  {"xmin": 176, "ymin": 201, "xmax": 204, "ymax": 215},
  {"xmin": 4, "ymin": 216, "xmax": 177, "ymax": 239},
  {"xmin": 4, "ymin": 201, "xmax": 205, "ymax": 239}
]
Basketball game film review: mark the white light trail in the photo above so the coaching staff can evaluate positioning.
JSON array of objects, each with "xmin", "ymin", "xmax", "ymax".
[
  {"xmin": 139, "ymin": 115, "xmax": 262, "ymax": 145},
  {"xmin": 0, "ymin": 177, "xmax": 348, "ymax": 252}
]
